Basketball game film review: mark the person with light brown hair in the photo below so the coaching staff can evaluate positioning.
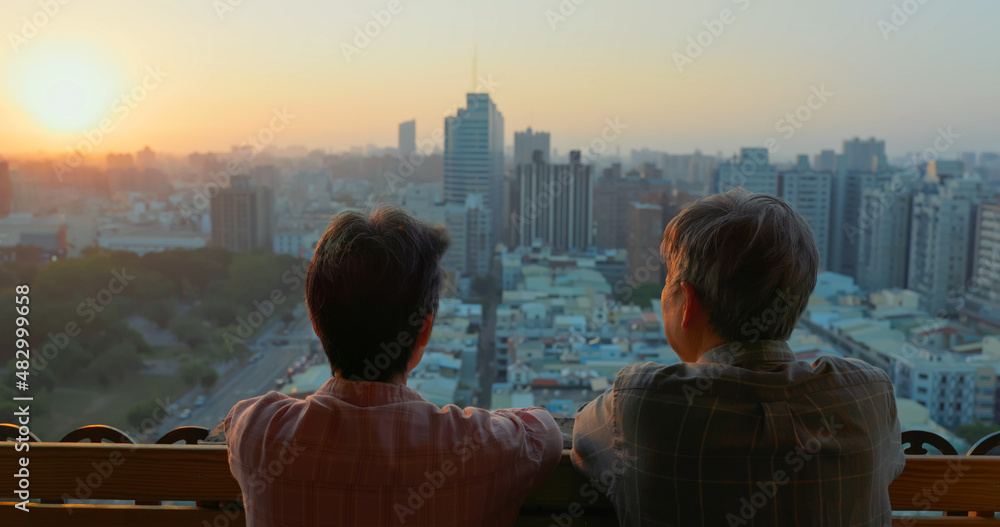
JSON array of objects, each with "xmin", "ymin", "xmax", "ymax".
[{"xmin": 573, "ymin": 189, "xmax": 904, "ymax": 526}]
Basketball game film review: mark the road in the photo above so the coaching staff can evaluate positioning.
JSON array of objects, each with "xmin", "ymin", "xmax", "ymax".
[{"xmin": 151, "ymin": 305, "xmax": 318, "ymax": 439}]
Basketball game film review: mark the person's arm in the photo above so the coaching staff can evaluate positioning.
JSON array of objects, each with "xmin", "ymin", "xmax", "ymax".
[{"xmin": 571, "ymin": 385, "xmax": 617, "ymax": 485}]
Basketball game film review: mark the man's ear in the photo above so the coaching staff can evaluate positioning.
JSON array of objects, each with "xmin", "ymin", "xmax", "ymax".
[
  {"xmin": 679, "ymin": 281, "xmax": 701, "ymax": 330},
  {"xmin": 407, "ymin": 313, "xmax": 435, "ymax": 372}
]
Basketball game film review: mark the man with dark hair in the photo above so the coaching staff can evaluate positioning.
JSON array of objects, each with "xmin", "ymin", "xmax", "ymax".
[
  {"xmin": 572, "ymin": 190, "xmax": 905, "ymax": 526},
  {"xmin": 224, "ymin": 206, "xmax": 563, "ymax": 526}
]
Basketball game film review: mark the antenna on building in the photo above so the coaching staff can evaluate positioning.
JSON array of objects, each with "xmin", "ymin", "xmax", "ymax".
[{"xmin": 472, "ymin": 43, "xmax": 478, "ymax": 92}]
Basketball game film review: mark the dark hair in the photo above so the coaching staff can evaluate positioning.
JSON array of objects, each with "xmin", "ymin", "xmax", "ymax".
[
  {"xmin": 660, "ymin": 189, "xmax": 819, "ymax": 342},
  {"xmin": 306, "ymin": 206, "xmax": 450, "ymax": 382}
]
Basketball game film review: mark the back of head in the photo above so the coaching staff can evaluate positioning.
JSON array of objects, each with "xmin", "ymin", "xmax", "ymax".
[
  {"xmin": 661, "ymin": 189, "xmax": 819, "ymax": 342},
  {"xmin": 306, "ymin": 206, "xmax": 450, "ymax": 382}
]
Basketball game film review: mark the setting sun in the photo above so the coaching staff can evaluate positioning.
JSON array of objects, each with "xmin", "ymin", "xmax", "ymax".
[{"xmin": 7, "ymin": 38, "xmax": 123, "ymax": 134}]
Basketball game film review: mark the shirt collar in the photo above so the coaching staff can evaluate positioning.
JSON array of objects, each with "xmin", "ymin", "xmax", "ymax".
[
  {"xmin": 311, "ymin": 375, "xmax": 428, "ymax": 406},
  {"xmin": 697, "ymin": 340, "xmax": 796, "ymax": 367}
]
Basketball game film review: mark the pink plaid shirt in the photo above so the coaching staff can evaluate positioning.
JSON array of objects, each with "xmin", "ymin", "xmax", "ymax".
[{"xmin": 225, "ymin": 376, "xmax": 563, "ymax": 526}]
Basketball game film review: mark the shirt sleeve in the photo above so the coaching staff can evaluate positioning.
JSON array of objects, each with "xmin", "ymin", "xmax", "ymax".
[
  {"xmin": 571, "ymin": 385, "xmax": 617, "ymax": 486},
  {"xmin": 490, "ymin": 406, "xmax": 565, "ymax": 494}
]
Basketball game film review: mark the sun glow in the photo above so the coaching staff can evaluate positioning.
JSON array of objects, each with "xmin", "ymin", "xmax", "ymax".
[{"xmin": 8, "ymin": 39, "xmax": 124, "ymax": 134}]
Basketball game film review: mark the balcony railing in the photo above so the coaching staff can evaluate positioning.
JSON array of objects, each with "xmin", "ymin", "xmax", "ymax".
[{"xmin": 3, "ymin": 420, "xmax": 1000, "ymax": 526}]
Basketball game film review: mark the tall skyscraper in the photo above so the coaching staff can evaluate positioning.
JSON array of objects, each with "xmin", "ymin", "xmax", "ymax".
[
  {"xmin": 0, "ymin": 160, "xmax": 11, "ymax": 219},
  {"xmin": 779, "ymin": 170, "xmax": 833, "ymax": 270},
  {"xmin": 398, "ymin": 120, "xmax": 416, "ymax": 160},
  {"xmin": 842, "ymin": 137, "xmax": 887, "ymax": 172},
  {"xmin": 594, "ymin": 167, "xmax": 671, "ymax": 249},
  {"xmin": 514, "ymin": 128, "xmax": 550, "ymax": 166},
  {"xmin": 856, "ymin": 174, "xmax": 912, "ymax": 292},
  {"xmin": 443, "ymin": 93, "xmax": 504, "ymax": 275},
  {"xmin": 210, "ymin": 176, "xmax": 275, "ymax": 252},
  {"xmin": 715, "ymin": 148, "xmax": 778, "ymax": 195},
  {"xmin": 510, "ymin": 150, "xmax": 593, "ymax": 251}
]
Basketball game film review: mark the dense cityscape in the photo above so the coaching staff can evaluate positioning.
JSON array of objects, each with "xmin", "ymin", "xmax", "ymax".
[{"xmin": 2, "ymin": 87, "xmax": 1000, "ymax": 450}]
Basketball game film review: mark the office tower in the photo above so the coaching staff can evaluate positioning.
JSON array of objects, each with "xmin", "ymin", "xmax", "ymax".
[
  {"xmin": 856, "ymin": 174, "xmax": 912, "ymax": 292},
  {"xmin": 779, "ymin": 170, "xmax": 832, "ymax": 269},
  {"xmin": 830, "ymin": 169, "xmax": 892, "ymax": 278},
  {"xmin": 514, "ymin": 128, "xmax": 550, "ymax": 166},
  {"xmin": 814, "ymin": 149, "xmax": 837, "ymax": 172},
  {"xmin": 444, "ymin": 194, "xmax": 492, "ymax": 277},
  {"xmin": 443, "ymin": 93, "xmax": 504, "ymax": 274},
  {"xmin": 627, "ymin": 202, "xmax": 665, "ymax": 286},
  {"xmin": 931, "ymin": 160, "xmax": 965, "ymax": 180},
  {"xmin": 0, "ymin": 160, "xmax": 11, "ymax": 218},
  {"xmin": 842, "ymin": 137, "xmax": 887, "ymax": 172},
  {"xmin": 398, "ymin": 120, "xmax": 416, "ymax": 160},
  {"xmin": 210, "ymin": 176, "xmax": 275, "ymax": 252},
  {"xmin": 511, "ymin": 150, "xmax": 593, "ymax": 251},
  {"xmin": 715, "ymin": 147, "xmax": 778, "ymax": 195},
  {"xmin": 795, "ymin": 155, "xmax": 811, "ymax": 171},
  {"xmin": 594, "ymin": 168, "xmax": 671, "ymax": 249},
  {"xmin": 907, "ymin": 179, "xmax": 984, "ymax": 315}
]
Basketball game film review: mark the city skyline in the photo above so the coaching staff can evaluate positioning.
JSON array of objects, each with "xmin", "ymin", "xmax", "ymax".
[{"xmin": 2, "ymin": 1, "xmax": 999, "ymax": 158}]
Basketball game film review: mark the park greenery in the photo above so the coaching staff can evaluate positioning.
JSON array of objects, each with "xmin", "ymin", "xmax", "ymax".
[{"xmin": 0, "ymin": 246, "xmax": 305, "ymax": 428}]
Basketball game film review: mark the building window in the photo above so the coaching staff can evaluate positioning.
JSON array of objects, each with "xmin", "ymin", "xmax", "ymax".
[
  {"xmin": 917, "ymin": 387, "xmax": 927, "ymax": 394},
  {"xmin": 919, "ymin": 373, "xmax": 928, "ymax": 380}
]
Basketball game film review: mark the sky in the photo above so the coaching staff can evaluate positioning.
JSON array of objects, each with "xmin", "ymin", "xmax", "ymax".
[{"xmin": 1, "ymin": 0, "xmax": 998, "ymax": 162}]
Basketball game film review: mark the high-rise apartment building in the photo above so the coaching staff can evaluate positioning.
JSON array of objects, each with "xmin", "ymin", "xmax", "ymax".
[
  {"xmin": 907, "ymin": 178, "xmax": 985, "ymax": 315},
  {"xmin": 959, "ymin": 202, "xmax": 1000, "ymax": 333},
  {"xmin": 814, "ymin": 149, "xmax": 837, "ymax": 172},
  {"xmin": 715, "ymin": 148, "xmax": 778, "ymax": 195},
  {"xmin": 779, "ymin": 170, "xmax": 833, "ymax": 270},
  {"xmin": 593, "ymin": 167, "xmax": 671, "ymax": 249},
  {"xmin": 513, "ymin": 128, "xmax": 550, "ymax": 166},
  {"xmin": 856, "ymin": 174, "xmax": 913, "ymax": 292},
  {"xmin": 210, "ymin": 176, "xmax": 275, "ymax": 252},
  {"xmin": 830, "ymin": 169, "xmax": 893, "ymax": 278},
  {"xmin": 510, "ymin": 150, "xmax": 592, "ymax": 251},
  {"xmin": 444, "ymin": 194, "xmax": 492, "ymax": 278},
  {"xmin": 842, "ymin": 137, "xmax": 887, "ymax": 172},
  {"xmin": 398, "ymin": 120, "xmax": 416, "ymax": 160}
]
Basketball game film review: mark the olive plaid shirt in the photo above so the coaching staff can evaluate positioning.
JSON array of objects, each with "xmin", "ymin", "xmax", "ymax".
[{"xmin": 572, "ymin": 340, "xmax": 905, "ymax": 526}]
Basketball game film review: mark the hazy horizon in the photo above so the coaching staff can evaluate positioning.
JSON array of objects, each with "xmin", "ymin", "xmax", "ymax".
[{"xmin": 2, "ymin": 0, "xmax": 999, "ymax": 160}]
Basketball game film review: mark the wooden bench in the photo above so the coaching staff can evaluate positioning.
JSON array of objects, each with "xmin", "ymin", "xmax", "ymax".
[{"xmin": 2, "ymin": 441, "xmax": 1000, "ymax": 526}]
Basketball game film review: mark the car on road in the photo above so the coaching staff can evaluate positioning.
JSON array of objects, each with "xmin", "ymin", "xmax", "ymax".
[
  {"xmin": 179, "ymin": 408, "xmax": 192, "ymax": 419},
  {"xmin": 195, "ymin": 395, "xmax": 206, "ymax": 407},
  {"xmin": 250, "ymin": 352, "xmax": 263, "ymax": 363},
  {"xmin": 274, "ymin": 379, "xmax": 286, "ymax": 389}
]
